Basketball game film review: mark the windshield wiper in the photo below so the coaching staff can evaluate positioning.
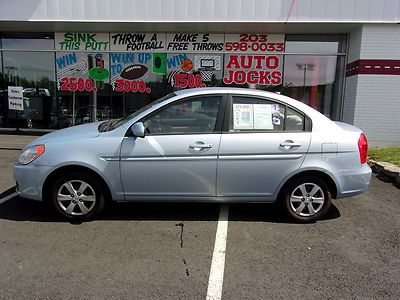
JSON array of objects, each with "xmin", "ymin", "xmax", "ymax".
[
  {"xmin": 98, "ymin": 120, "xmax": 113, "ymax": 132},
  {"xmin": 100, "ymin": 119, "xmax": 121, "ymax": 132}
]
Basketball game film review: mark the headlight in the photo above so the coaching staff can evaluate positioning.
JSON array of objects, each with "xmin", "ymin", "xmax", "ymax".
[{"xmin": 18, "ymin": 145, "xmax": 45, "ymax": 165}]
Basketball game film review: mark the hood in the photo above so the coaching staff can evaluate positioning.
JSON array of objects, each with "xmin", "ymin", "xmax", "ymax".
[{"xmin": 26, "ymin": 121, "xmax": 102, "ymax": 147}]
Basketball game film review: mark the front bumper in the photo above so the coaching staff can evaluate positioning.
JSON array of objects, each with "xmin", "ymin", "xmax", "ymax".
[
  {"xmin": 13, "ymin": 163, "xmax": 52, "ymax": 201},
  {"xmin": 336, "ymin": 164, "xmax": 372, "ymax": 199}
]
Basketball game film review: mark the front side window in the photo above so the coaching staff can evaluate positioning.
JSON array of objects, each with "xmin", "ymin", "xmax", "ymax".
[{"xmin": 143, "ymin": 95, "xmax": 221, "ymax": 135}]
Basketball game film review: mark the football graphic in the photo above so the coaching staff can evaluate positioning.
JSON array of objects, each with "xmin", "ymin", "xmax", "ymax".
[{"xmin": 121, "ymin": 64, "xmax": 149, "ymax": 80}]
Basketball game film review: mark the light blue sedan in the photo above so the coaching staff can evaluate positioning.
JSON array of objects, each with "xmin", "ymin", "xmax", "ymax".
[{"xmin": 14, "ymin": 88, "xmax": 372, "ymax": 222}]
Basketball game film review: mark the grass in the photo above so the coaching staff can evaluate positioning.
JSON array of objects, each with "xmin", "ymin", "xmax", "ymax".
[{"xmin": 368, "ymin": 147, "xmax": 400, "ymax": 166}]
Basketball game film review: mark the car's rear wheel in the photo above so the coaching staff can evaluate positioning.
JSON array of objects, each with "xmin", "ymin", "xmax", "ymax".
[
  {"xmin": 50, "ymin": 172, "xmax": 105, "ymax": 220},
  {"xmin": 283, "ymin": 176, "xmax": 331, "ymax": 222}
]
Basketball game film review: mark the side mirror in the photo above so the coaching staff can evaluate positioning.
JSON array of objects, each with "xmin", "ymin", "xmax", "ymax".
[{"xmin": 131, "ymin": 122, "xmax": 146, "ymax": 138}]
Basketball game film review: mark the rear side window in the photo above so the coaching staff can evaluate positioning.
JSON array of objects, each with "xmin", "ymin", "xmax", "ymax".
[
  {"xmin": 229, "ymin": 96, "xmax": 309, "ymax": 132},
  {"xmin": 286, "ymin": 107, "xmax": 304, "ymax": 131},
  {"xmin": 230, "ymin": 96, "xmax": 284, "ymax": 132}
]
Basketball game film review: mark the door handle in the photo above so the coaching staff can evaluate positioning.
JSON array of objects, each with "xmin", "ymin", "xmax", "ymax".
[
  {"xmin": 280, "ymin": 140, "xmax": 302, "ymax": 149},
  {"xmin": 189, "ymin": 142, "xmax": 213, "ymax": 151}
]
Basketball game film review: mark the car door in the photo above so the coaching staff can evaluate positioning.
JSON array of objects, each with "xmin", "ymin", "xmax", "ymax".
[
  {"xmin": 217, "ymin": 94, "xmax": 312, "ymax": 199},
  {"xmin": 120, "ymin": 94, "xmax": 226, "ymax": 200}
]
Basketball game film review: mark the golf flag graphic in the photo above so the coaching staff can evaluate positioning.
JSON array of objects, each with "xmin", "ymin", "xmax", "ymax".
[{"xmin": 152, "ymin": 53, "xmax": 167, "ymax": 75}]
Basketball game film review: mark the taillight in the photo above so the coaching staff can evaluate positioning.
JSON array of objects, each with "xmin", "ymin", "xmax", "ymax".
[{"xmin": 358, "ymin": 133, "xmax": 368, "ymax": 164}]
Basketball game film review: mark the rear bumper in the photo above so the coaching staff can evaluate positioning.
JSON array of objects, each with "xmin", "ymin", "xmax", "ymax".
[
  {"xmin": 13, "ymin": 163, "xmax": 51, "ymax": 201},
  {"xmin": 336, "ymin": 164, "xmax": 372, "ymax": 199}
]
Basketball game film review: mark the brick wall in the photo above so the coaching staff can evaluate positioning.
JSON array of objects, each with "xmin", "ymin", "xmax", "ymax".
[
  {"xmin": 348, "ymin": 25, "xmax": 362, "ymax": 63},
  {"xmin": 342, "ymin": 76, "xmax": 358, "ymax": 125},
  {"xmin": 343, "ymin": 24, "xmax": 400, "ymax": 147},
  {"xmin": 359, "ymin": 25, "xmax": 400, "ymax": 60},
  {"xmin": 353, "ymin": 76, "xmax": 400, "ymax": 147}
]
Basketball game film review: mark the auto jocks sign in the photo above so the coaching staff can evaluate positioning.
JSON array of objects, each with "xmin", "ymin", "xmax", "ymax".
[{"xmin": 223, "ymin": 55, "xmax": 283, "ymax": 85}]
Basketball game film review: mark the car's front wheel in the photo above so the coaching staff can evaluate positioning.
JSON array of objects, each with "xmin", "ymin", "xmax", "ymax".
[
  {"xmin": 50, "ymin": 172, "xmax": 105, "ymax": 220},
  {"xmin": 283, "ymin": 176, "xmax": 332, "ymax": 222}
]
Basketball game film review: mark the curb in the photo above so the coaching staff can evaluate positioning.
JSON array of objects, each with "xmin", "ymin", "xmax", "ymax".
[{"xmin": 368, "ymin": 159, "xmax": 400, "ymax": 189}]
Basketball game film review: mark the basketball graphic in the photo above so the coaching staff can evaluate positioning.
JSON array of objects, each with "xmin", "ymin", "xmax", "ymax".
[{"xmin": 181, "ymin": 59, "xmax": 193, "ymax": 72}]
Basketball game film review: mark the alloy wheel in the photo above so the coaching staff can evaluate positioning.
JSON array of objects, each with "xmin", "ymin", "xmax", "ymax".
[
  {"xmin": 289, "ymin": 183, "xmax": 325, "ymax": 217},
  {"xmin": 57, "ymin": 180, "xmax": 96, "ymax": 216}
]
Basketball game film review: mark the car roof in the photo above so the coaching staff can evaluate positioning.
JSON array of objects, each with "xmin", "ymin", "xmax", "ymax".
[
  {"xmin": 173, "ymin": 87, "xmax": 298, "ymax": 106},
  {"xmin": 175, "ymin": 87, "xmax": 275, "ymax": 97}
]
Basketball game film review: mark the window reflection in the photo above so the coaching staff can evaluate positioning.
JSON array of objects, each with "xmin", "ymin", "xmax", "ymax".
[
  {"xmin": 0, "ymin": 57, "xmax": 4, "ymax": 128},
  {"xmin": 1, "ymin": 33, "xmax": 54, "ymax": 50},
  {"xmin": 57, "ymin": 89, "xmax": 111, "ymax": 128},
  {"xmin": 2, "ymin": 51, "xmax": 56, "ymax": 129},
  {"xmin": 285, "ymin": 41, "xmax": 340, "ymax": 54},
  {"xmin": 282, "ymin": 55, "xmax": 344, "ymax": 120},
  {"xmin": 285, "ymin": 35, "xmax": 345, "ymax": 54},
  {"xmin": 143, "ymin": 96, "xmax": 221, "ymax": 134}
]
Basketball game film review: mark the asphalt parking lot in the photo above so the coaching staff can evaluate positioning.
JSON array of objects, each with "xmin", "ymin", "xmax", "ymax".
[{"xmin": 1, "ymin": 147, "xmax": 400, "ymax": 299}]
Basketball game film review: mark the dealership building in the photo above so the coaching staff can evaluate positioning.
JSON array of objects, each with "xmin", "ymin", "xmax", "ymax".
[{"xmin": 0, "ymin": 0, "xmax": 399, "ymax": 146}]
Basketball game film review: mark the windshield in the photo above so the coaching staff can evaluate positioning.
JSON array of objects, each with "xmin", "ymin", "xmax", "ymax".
[{"xmin": 98, "ymin": 92, "xmax": 177, "ymax": 132}]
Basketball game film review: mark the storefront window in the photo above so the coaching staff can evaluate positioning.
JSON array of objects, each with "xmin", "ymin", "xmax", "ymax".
[
  {"xmin": 0, "ymin": 32, "xmax": 347, "ymax": 130},
  {"xmin": 57, "ymin": 86, "xmax": 111, "ymax": 128},
  {"xmin": 282, "ymin": 35, "xmax": 346, "ymax": 120},
  {"xmin": 281, "ymin": 55, "xmax": 345, "ymax": 120},
  {"xmin": 109, "ymin": 52, "xmax": 166, "ymax": 119},
  {"xmin": 2, "ymin": 51, "xmax": 56, "ymax": 129},
  {"xmin": 56, "ymin": 51, "xmax": 111, "ymax": 127},
  {"xmin": 166, "ymin": 53, "xmax": 224, "ymax": 90},
  {"xmin": 1, "ymin": 33, "xmax": 54, "ymax": 50},
  {"xmin": 285, "ymin": 35, "xmax": 346, "ymax": 54},
  {"xmin": 110, "ymin": 52, "xmax": 226, "ymax": 119},
  {"xmin": 0, "ymin": 55, "xmax": 4, "ymax": 128}
]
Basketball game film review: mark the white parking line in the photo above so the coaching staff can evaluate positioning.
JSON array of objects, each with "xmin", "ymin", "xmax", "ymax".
[
  {"xmin": 206, "ymin": 204, "xmax": 229, "ymax": 300},
  {"xmin": 0, "ymin": 192, "xmax": 18, "ymax": 204}
]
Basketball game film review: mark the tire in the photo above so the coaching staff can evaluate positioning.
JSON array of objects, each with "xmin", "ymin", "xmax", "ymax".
[
  {"xmin": 49, "ymin": 172, "xmax": 105, "ymax": 221},
  {"xmin": 283, "ymin": 175, "xmax": 332, "ymax": 222}
]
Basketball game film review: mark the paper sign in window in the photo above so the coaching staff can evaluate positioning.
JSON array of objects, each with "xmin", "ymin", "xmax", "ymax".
[
  {"xmin": 272, "ymin": 104, "xmax": 281, "ymax": 125},
  {"xmin": 233, "ymin": 104, "xmax": 253, "ymax": 129},
  {"xmin": 253, "ymin": 104, "xmax": 273, "ymax": 129}
]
